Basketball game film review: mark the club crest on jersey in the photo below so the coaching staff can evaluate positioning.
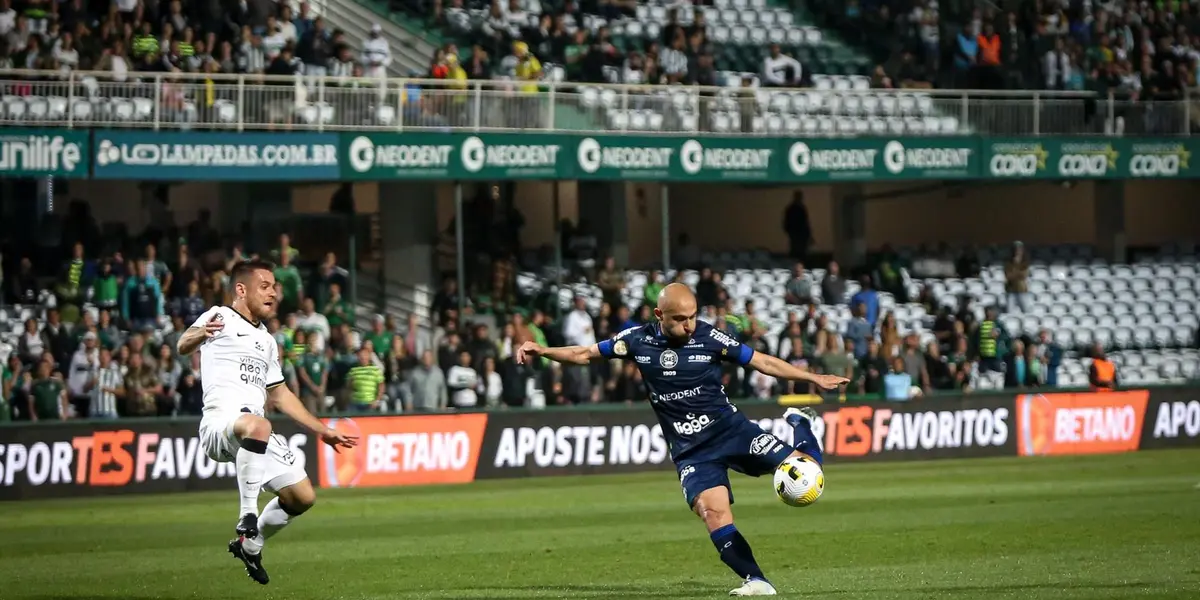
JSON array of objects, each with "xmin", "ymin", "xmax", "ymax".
[
  {"xmin": 613, "ymin": 340, "xmax": 628, "ymax": 356},
  {"xmin": 255, "ymin": 341, "xmax": 265, "ymax": 352},
  {"xmin": 659, "ymin": 349, "xmax": 679, "ymax": 369}
]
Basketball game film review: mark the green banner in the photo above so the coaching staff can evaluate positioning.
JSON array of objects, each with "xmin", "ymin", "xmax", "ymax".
[
  {"xmin": 676, "ymin": 137, "xmax": 778, "ymax": 181},
  {"xmin": 784, "ymin": 138, "xmax": 978, "ymax": 181},
  {"xmin": 0, "ymin": 129, "xmax": 90, "ymax": 178},
  {"xmin": 342, "ymin": 133, "xmax": 570, "ymax": 180},
  {"xmin": 979, "ymin": 138, "xmax": 1190, "ymax": 179},
  {"xmin": 574, "ymin": 135, "xmax": 677, "ymax": 180}
]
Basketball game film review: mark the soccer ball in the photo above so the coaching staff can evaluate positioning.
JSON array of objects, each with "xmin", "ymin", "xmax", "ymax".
[{"xmin": 773, "ymin": 456, "xmax": 824, "ymax": 507}]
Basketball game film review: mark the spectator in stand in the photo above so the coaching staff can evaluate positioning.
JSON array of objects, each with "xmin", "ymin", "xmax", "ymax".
[
  {"xmin": 883, "ymin": 357, "xmax": 913, "ymax": 401},
  {"xmin": 851, "ymin": 274, "xmax": 880, "ymax": 327},
  {"xmin": 66, "ymin": 332, "xmax": 98, "ymax": 417},
  {"xmin": 784, "ymin": 193, "xmax": 811, "ymax": 262},
  {"xmin": 561, "ymin": 296, "xmax": 595, "ymax": 404},
  {"xmin": 42, "ymin": 309, "xmax": 72, "ymax": 369},
  {"xmin": 478, "ymin": 356, "xmax": 503, "ymax": 408},
  {"xmin": 122, "ymin": 260, "xmax": 163, "ymax": 333},
  {"xmin": 362, "ymin": 23, "xmax": 391, "ymax": 77},
  {"xmin": 1037, "ymin": 330, "xmax": 1062, "ymax": 386},
  {"xmin": 954, "ymin": 23, "xmax": 978, "ymax": 87},
  {"xmin": 596, "ymin": 256, "xmax": 624, "ymax": 310},
  {"xmin": 1088, "ymin": 343, "xmax": 1118, "ymax": 391},
  {"xmin": 29, "ymin": 360, "xmax": 67, "ymax": 421},
  {"xmin": 974, "ymin": 306, "xmax": 1006, "ymax": 373},
  {"xmin": 784, "ymin": 262, "xmax": 812, "ymax": 306},
  {"xmin": 1004, "ymin": 242, "xmax": 1030, "ymax": 313},
  {"xmin": 297, "ymin": 297, "xmax": 332, "ymax": 344},
  {"xmin": 410, "ymin": 349, "xmax": 448, "ymax": 411},
  {"xmin": 819, "ymin": 336, "xmax": 854, "ymax": 383},
  {"xmin": 347, "ymin": 347, "xmax": 385, "ymax": 412},
  {"xmin": 762, "ymin": 43, "xmax": 802, "ymax": 87},
  {"xmin": 845, "ymin": 303, "xmax": 872, "ymax": 359},
  {"xmin": 86, "ymin": 346, "xmax": 122, "ymax": 419},
  {"xmin": 296, "ymin": 341, "xmax": 329, "ymax": 415},
  {"xmin": 821, "ymin": 261, "xmax": 846, "ymax": 305},
  {"xmin": 123, "ymin": 352, "xmax": 159, "ymax": 417},
  {"xmin": 446, "ymin": 350, "xmax": 479, "ymax": 408},
  {"xmin": 878, "ymin": 311, "xmax": 900, "ymax": 359}
]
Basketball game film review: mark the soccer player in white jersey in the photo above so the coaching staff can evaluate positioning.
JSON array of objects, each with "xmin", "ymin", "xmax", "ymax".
[{"xmin": 177, "ymin": 260, "xmax": 357, "ymax": 585}]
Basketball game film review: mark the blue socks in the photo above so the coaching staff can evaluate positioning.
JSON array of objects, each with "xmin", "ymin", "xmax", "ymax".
[
  {"xmin": 710, "ymin": 524, "xmax": 766, "ymax": 582},
  {"xmin": 787, "ymin": 414, "xmax": 824, "ymax": 465}
]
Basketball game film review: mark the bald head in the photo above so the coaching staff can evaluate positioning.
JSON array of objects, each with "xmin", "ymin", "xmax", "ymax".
[{"xmin": 655, "ymin": 282, "xmax": 697, "ymax": 340}]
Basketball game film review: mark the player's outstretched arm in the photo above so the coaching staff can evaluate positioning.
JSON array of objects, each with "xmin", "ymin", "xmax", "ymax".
[
  {"xmin": 748, "ymin": 351, "xmax": 848, "ymax": 390},
  {"xmin": 267, "ymin": 384, "xmax": 358, "ymax": 452},
  {"xmin": 515, "ymin": 341, "xmax": 600, "ymax": 366},
  {"xmin": 178, "ymin": 313, "xmax": 225, "ymax": 355}
]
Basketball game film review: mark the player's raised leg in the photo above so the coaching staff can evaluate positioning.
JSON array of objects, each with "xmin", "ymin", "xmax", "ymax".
[
  {"xmin": 233, "ymin": 477, "xmax": 316, "ymax": 585},
  {"xmin": 783, "ymin": 407, "xmax": 824, "ymax": 465},
  {"xmin": 231, "ymin": 413, "xmax": 273, "ymax": 538},
  {"xmin": 693, "ymin": 487, "xmax": 777, "ymax": 596}
]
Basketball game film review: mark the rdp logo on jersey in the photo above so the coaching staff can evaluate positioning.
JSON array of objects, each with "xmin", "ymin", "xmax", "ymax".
[
  {"xmin": 319, "ymin": 414, "xmax": 488, "ymax": 488},
  {"xmin": 1016, "ymin": 391, "xmax": 1148, "ymax": 456},
  {"xmin": 1127, "ymin": 143, "xmax": 1191, "ymax": 177},
  {"xmin": 1056, "ymin": 143, "xmax": 1118, "ymax": 177},
  {"xmin": 987, "ymin": 142, "xmax": 1049, "ymax": 177}
]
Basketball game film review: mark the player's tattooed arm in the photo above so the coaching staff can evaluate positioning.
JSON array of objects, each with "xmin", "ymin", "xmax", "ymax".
[
  {"xmin": 515, "ymin": 341, "xmax": 600, "ymax": 366},
  {"xmin": 748, "ymin": 352, "xmax": 848, "ymax": 390},
  {"xmin": 178, "ymin": 313, "xmax": 224, "ymax": 355}
]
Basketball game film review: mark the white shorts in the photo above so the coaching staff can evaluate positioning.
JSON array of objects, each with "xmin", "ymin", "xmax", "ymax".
[{"xmin": 199, "ymin": 411, "xmax": 308, "ymax": 493}]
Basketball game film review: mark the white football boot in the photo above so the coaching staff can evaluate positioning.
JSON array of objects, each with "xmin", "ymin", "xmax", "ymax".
[
  {"xmin": 729, "ymin": 577, "xmax": 777, "ymax": 596},
  {"xmin": 784, "ymin": 406, "xmax": 818, "ymax": 424}
]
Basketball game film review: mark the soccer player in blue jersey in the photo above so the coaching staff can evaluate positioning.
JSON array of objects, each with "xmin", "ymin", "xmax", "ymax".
[{"xmin": 517, "ymin": 283, "xmax": 847, "ymax": 596}]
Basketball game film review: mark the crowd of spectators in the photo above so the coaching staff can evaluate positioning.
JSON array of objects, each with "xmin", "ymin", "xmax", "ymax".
[
  {"xmin": 824, "ymin": 0, "xmax": 1200, "ymax": 101},
  {"xmin": 0, "ymin": 0, "xmax": 387, "ymax": 80}
]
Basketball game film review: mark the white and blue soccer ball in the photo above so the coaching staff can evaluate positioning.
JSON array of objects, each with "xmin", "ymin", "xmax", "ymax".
[{"xmin": 773, "ymin": 456, "xmax": 824, "ymax": 507}]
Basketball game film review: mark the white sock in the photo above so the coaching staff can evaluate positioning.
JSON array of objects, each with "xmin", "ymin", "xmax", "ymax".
[
  {"xmin": 235, "ymin": 442, "xmax": 268, "ymax": 519},
  {"xmin": 242, "ymin": 497, "xmax": 294, "ymax": 555}
]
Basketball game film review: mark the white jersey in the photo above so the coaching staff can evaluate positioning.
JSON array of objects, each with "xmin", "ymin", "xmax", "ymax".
[{"xmin": 191, "ymin": 306, "xmax": 284, "ymax": 415}]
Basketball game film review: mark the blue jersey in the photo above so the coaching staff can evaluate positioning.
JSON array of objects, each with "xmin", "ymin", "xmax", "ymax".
[{"xmin": 597, "ymin": 320, "xmax": 754, "ymax": 459}]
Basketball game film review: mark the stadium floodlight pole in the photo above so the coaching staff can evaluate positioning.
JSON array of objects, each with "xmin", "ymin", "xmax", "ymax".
[
  {"xmin": 552, "ymin": 182, "xmax": 563, "ymax": 320},
  {"xmin": 454, "ymin": 182, "xmax": 466, "ymax": 328},
  {"xmin": 660, "ymin": 184, "xmax": 671, "ymax": 271}
]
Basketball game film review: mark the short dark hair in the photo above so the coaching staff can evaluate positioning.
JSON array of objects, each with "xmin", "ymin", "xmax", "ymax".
[{"xmin": 231, "ymin": 260, "xmax": 275, "ymax": 286}]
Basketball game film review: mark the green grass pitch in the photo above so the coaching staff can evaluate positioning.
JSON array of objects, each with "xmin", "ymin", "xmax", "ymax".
[{"xmin": 4, "ymin": 449, "xmax": 1199, "ymax": 599}]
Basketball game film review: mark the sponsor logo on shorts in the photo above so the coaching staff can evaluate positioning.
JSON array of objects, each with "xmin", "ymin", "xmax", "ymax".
[
  {"xmin": 679, "ymin": 464, "xmax": 696, "ymax": 483},
  {"xmin": 749, "ymin": 433, "xmax": 778, "ymax": 456}
]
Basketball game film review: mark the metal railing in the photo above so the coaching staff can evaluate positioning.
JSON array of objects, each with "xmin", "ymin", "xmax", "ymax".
[{"xmin": 0, "ymin": 69, "xmax": 1192, "ymax": 136}]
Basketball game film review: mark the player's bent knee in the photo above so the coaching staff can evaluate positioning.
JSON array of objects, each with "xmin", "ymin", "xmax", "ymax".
[
  {"xmin": 278, "ymin": 480, "xmax": 316, "ymax": 513},
  {"xmin": 236, "ymin": 414, "xmax": 273, "ymax": 441},
  {"xmin": 693, "ymin": 488, "xmax": 733, "ymax": 530}
]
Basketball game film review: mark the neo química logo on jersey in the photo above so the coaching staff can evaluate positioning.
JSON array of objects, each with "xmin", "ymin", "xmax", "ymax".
[{"xmin": 0, "ymin": 131, "xmax": 87, "ymax": 176}]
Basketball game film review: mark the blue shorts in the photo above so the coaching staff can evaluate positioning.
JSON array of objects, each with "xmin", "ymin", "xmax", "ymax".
[{"xmin": 674, "ymin": 417, "xmax": 793, "ymax": 508}]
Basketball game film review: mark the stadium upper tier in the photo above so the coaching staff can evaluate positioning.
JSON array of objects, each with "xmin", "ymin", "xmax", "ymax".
[
  {"xmin": 518, "ymin": 245, "xmax": 1199, "ymax": 389},
  {"xmin": 0, "ymin": 70, "xmax": 1172, "ymax": 134}
]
